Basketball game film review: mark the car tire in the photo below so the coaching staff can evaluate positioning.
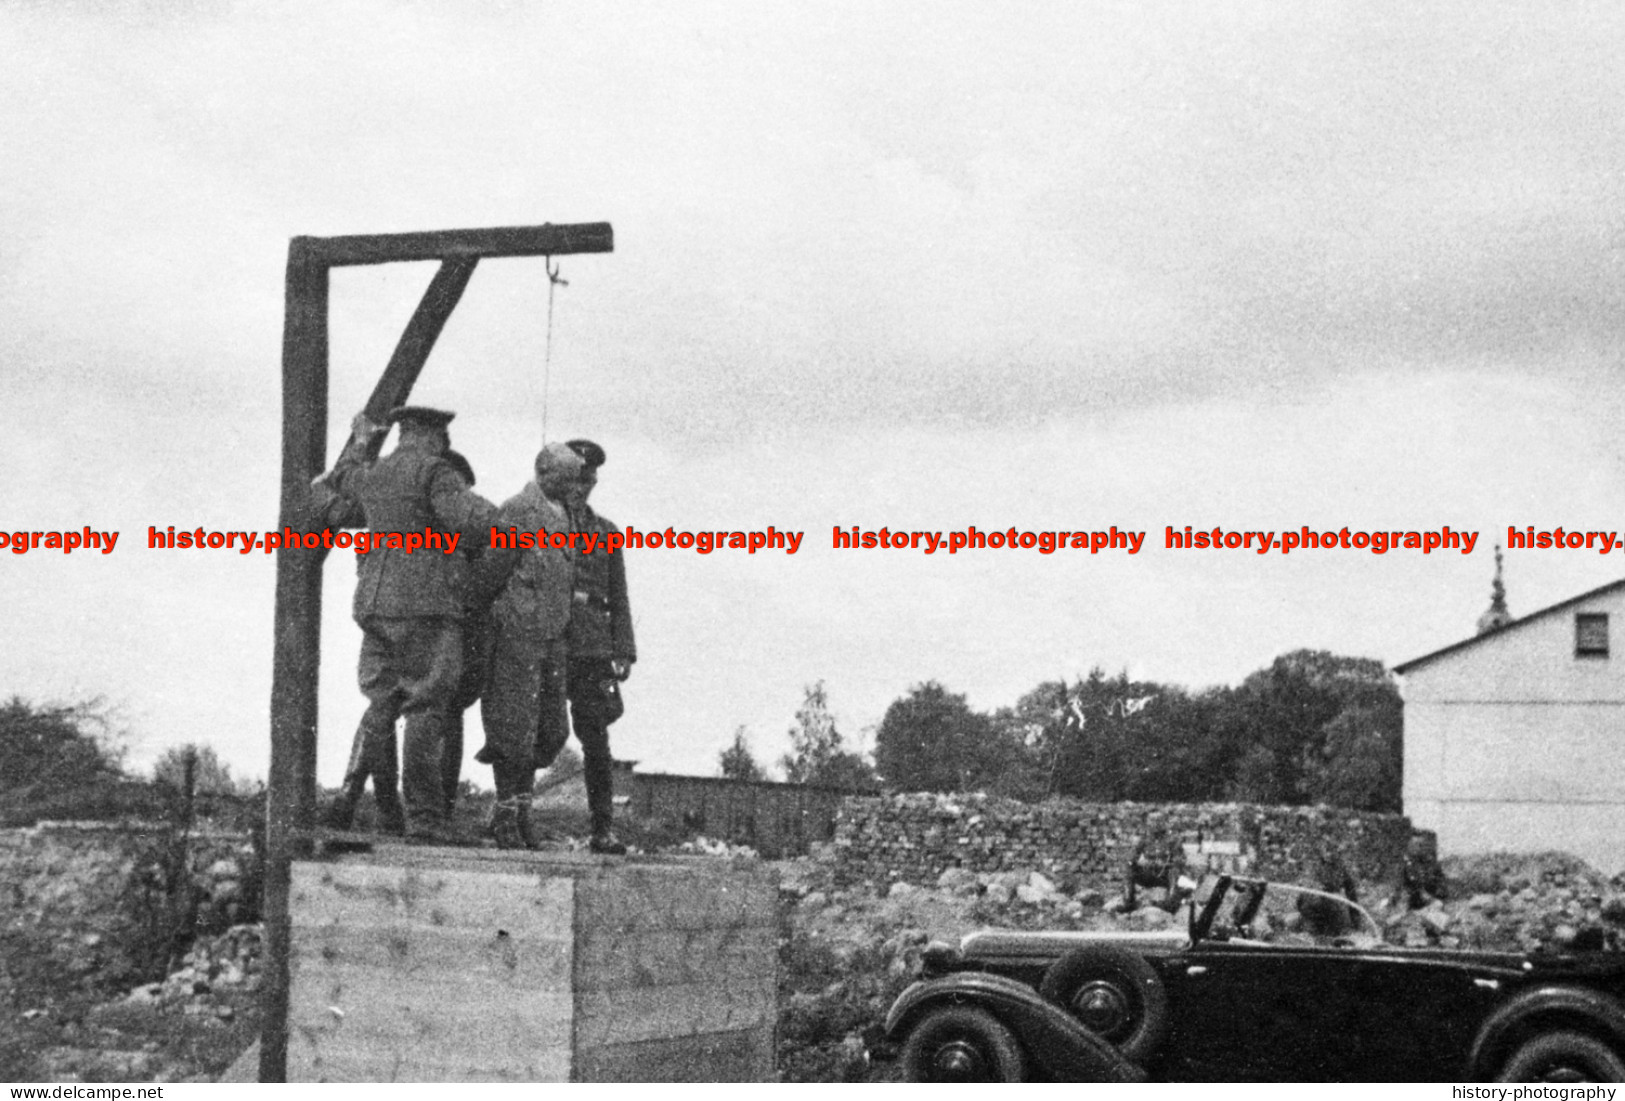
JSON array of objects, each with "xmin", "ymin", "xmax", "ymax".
[
  {"xmin": 1496, "ymin": 1031, "xmax": 1625, "ymax": 1083},
  {"xmin": 1039, "ymin": 945, "xmax": 1169, "ymax": 1064},
  {"xmin": 900, "ymin": 1005, "xmax": 1028, "ymax": 1083}
]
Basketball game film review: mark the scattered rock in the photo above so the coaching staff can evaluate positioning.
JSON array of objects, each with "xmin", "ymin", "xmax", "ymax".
[{"xmin": 1127, "ymin": 906, "xmax": 1175, "ymax": 929}]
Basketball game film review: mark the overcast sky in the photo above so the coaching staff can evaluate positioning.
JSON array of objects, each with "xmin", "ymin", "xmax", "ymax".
[{"xmin": 3, "ymin": 2, "xmax": 1623, "ymax": 785}]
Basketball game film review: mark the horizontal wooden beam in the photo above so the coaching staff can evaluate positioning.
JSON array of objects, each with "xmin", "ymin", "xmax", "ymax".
[{"xmin": 295, "ymin": 222, "xmax": 613, "ymax": 267}]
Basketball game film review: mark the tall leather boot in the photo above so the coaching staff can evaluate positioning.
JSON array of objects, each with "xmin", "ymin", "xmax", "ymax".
[
  {"xmin": 325, "ymin": 774, "xmax": 367, "ymax": 831},
  {"xmin": 515, "ymin": 798, "xmax": 546, "ymax": 850},
  {"xmin": 581, "ymin": 726, "xmax": 625, "ymax": 855},
  {"xmin": 375, "ymin": 788, "xmax": 407, "ymax": 835},
  {"xmin": 490, "ymin": 797, "xmax": 529, "ymax": 850}
]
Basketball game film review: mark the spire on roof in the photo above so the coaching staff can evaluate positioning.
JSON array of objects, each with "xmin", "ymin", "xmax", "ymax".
[{"xmin": 1476, "ymin": 544, "xmax": 1512, "ymax": 635}]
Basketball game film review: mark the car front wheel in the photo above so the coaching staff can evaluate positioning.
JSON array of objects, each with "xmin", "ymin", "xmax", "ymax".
[
  {"xmin": 900, "ymin": 1005, "xmax": 1028, "ymax": 1083},
  {"xmin": 1497, "ymin": 1031, "xmax": 1625, "ymax": 1083},
  {"xmin": 1039, "ymin": 945, "xmax": 1169, "ymax": 1064}
]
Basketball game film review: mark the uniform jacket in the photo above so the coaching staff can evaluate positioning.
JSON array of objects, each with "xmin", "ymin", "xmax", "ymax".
[
  {"xmin": 489, "ymin": 480, "xmax": 575, "ymax": 646},
  {"xmin": 567, "ymin": 503, "xmax": 635, "ymax": 662},
  {"xmin": 331, "ymin": 441, "xmax": 493, "ymax": 621}
]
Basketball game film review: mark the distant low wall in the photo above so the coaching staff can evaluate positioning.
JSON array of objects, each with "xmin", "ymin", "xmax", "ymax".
[
  {"xmin": 619, "ymin": 773, "xmax": 868, "ymax": 859},
  {"xmin": 831, "ymin": 793, "xmax": 1412, "ymax": 891}
]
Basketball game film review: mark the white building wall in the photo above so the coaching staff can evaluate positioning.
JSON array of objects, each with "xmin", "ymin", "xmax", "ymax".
[{"xmin": 1400, "ymin": 586, "xmax": 1625, "ymax": 874}]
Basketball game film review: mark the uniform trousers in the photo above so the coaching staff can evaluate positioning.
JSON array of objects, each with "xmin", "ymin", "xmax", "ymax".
[
  {"xmin": 353, "ymin": 615, "xmax": 462, "ymax": 825},
  {"xmin": 441, "ymin": 609, "xmax": 492, "ymax": 812},
  {"xmin": 482, "ymin": 634, "xmax": 570, "ymax": 798},
  {"xmin": 563, "ymin": 657, "xmax": 622, "ymax": 834}
]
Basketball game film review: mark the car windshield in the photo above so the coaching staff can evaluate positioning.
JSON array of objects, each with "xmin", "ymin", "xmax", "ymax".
[{"xmin": 1193, "ymin": 876, "xmax": 1383, "ymax": 946}]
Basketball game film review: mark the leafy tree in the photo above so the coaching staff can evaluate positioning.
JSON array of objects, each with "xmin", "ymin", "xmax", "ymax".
[
  {"xmin": 1042, "ymin": 669, "xmax": 1168, "ymax": 801},
  {"xmin": 152, "ymin": 743, "xmax": 244, "ymax": 796},
  {"xmin": 993, "ymin": 650, "xmax": 1401, "ymax": 810},
  {"xmin": 779, "ymin": 682, "xmax": 877, "ymax": 790},
  {"xmin": 1115, "ymin": 685, "xmax": 1232, "ymax": 803},
  {"xmin": 987, "ymin": 680, "xmax": 1073, "ymax": 800},
  {"xmin": 874, "ymin": 682, "xmax": 980, "ymax": 792},
  {"xmin": 718, "ymin": 726, "xmax": 767, "ymax": 782},
  {"xmin": 1222, "ymin": 649, "xmax": 1402, "ymax": 808},
  {"xmin": 1302, "ymin": 700, "xmax": 1403, "ymax": 811},
  {"xmin": 0, "ymin": 696, "xmax": 125, "ymax": 794},
  {"xmin": 874, "ymin": 681, "xmax": 1038, "ymax": 795}
]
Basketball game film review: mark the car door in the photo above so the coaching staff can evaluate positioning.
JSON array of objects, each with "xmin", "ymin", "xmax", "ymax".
[
  {"xmin": 1159, "ymin": 943, "xmax": 1370, "ymax": 1080},
  {"xmin": 1341, "ymin": 953, "xmax": 1509, "ymax": 1079}
]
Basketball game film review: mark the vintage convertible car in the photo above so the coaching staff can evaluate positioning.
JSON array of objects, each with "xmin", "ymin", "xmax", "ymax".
[{"xmin": 879, "ymin": 874, "xmax": 1625, "ymax": 1082}]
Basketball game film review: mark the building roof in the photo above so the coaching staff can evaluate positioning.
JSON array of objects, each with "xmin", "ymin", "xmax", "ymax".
[{"xmin": 1393, "ymin": 576, "xmax": 1625, "ymax": 675}]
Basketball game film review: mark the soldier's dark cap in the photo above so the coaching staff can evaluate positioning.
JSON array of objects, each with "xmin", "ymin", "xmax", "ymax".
[
  {"xmin": 443, "ymin": 449, "xmax": 475, "ymax": 486},
  {"xmin": 388, "ymin": 405, "xmax": 456, "ymax": 429},
  {"xmin": 565, "ymin": 438, "xmax": 606, "ymax": 468}
]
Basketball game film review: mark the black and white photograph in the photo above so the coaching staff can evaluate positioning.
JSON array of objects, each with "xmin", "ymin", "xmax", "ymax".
[{"xmin": 4, "ymin": 1, "xmax": 1625, "ymax": 1085}]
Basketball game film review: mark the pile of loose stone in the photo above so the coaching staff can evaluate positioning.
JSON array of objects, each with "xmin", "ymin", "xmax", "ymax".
[
  {"xmin": 119, "ymin": 923, "xmax": 263, "ymax": 1016},
  {"xmin": 775, "ymin": 848, "xmax": 1625, "ymax": 1081},
  {"xmin": 1389, "ymin": 852, "xmax": 1625, "ymax": 952},
  {"xmin": 19, "ymin": 925, "xmax": 263, "ymax": 1083}
]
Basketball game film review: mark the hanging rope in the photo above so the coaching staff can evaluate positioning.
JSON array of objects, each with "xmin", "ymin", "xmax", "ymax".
[{"xmin": 540, "ymin": 256, "xmax": 568, "ymax": 442}]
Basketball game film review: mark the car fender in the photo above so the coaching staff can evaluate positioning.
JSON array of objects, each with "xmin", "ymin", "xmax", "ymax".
[
  {"xmin": 1469, "ymin": 984, "xmax": 1625, "ymax": 1079},
  {"xmin": 885, "ymin": 972, "xmax": 1147, "ymax": 1082}
]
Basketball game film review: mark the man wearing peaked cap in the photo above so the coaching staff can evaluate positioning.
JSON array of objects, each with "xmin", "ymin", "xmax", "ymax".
[
  {"xmin": 388, "ymin": 405, "xmax": 456, "ymax": 429},
  {"xmin": 563, "ymin": 437, "xmax": 605, "ymax": 468},
  {"xmin": 323, "ymin": 407, "xmax": 496, "ymax": 844},
  {"xmin": 560, "ymin": 437, "xmax": 635, "ymax": 856}
]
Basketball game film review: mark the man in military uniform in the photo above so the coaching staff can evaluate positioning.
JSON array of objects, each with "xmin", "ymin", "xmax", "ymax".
[
  {"xmin": 322, "ymin": 447, "xmax": 490, "ymax": 831},
  {"xmin": 327, "ymin": 406, "xmax": 496, "ymax": 842},
  {"xmin": 561, "ymin": 438, "xmax": 635, "ymax": 855},
  {"xmin": 480, "ymin": 442, "xmax": 582, "ymax": 848}
]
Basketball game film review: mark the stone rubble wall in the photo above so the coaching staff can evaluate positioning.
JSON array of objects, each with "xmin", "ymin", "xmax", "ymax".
[
  {"xmin": 0, "ymin": 821, "xmax": 258, "ymax": 988},
  {"xmin": 831, "ymin": 793, "xmax": 1413, "ymax": 891}
]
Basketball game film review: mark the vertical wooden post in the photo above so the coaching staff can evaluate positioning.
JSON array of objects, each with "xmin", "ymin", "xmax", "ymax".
[{"xmin": 262, "ymin": 241, "xmax": 328, "ymax": 1082}]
